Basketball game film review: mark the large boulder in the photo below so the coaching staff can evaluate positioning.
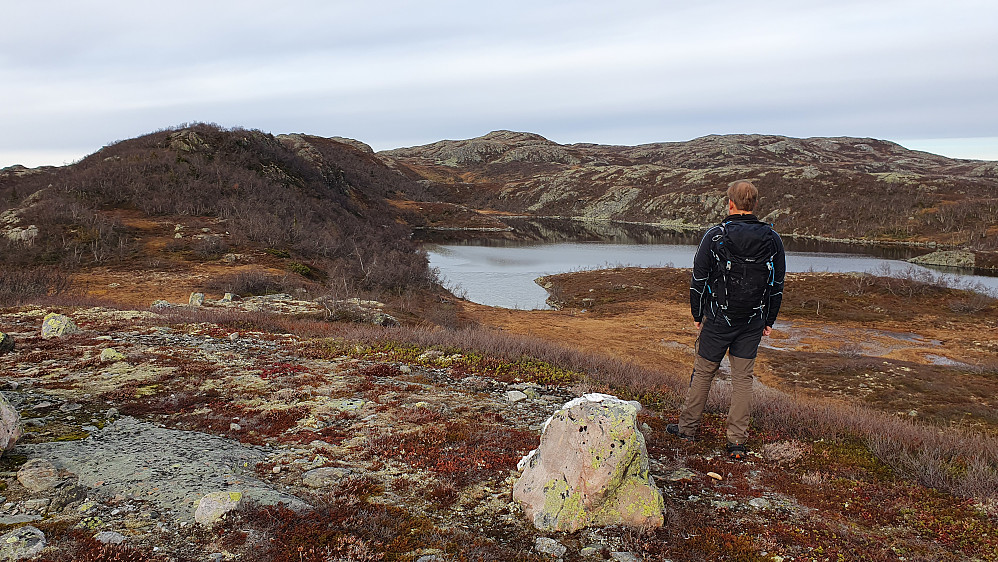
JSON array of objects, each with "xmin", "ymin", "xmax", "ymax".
[
  {"xmin": 41, "ymin": 313, "xmax": 80, "ymax": 338},
  {"xmin": 0, "ymin": 392, "xmax": 23, "ymax": 454},
  {"xmin": 513, "ymin": 393, "xmax": 664, "ymax": 532}
]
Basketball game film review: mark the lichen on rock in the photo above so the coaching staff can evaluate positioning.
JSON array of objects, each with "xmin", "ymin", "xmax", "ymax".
[{"xmin": 512, "ymin": 393, "xmax": 664, "ymax": 532}]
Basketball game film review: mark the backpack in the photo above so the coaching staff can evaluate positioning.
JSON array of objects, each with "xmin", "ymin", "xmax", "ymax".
[{"xmin": 709, "ymin": 220, "xmax": 777, "ymax": 322}]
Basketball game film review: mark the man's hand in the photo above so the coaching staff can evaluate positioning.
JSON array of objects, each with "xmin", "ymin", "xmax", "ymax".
[
  {"xmin": 763, "ymin": 325, "xmax": 772, "ymax": 337},
  {"xmin": 694, "ymin": 321, "xmax": 702, "ymax": 330}
]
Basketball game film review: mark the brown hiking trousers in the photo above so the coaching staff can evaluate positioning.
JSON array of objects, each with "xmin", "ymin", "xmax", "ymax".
[{"xmin": 677, "ymin": 354, "xmax": 756, "ymax": 445}]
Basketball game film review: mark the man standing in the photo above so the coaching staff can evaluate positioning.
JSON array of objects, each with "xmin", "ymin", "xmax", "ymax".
[{"xmin": 667, "ymin": 180, "xmax": 785, "ymax": 460}]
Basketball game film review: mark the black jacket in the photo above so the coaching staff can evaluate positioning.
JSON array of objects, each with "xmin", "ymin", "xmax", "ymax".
[{"xmin": 690, "ymin": 214, "xmax": 786, "ymax": 326}]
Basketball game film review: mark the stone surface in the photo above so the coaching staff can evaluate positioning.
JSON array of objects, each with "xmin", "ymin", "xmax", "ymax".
[
  {"xmin": 41, "ymin": 312, "xmax": 80, "ymax": 338},
  {"xmin": 610, "ymin": 552, "xmax": 642, "ymax": 562},
  {"xmin": 535, "ymin": 537, "xmax": 568, "ymax": 557},
  {"xmin": 302, "ymin": 467, "xmax": 353, "ymax": 488},
  {"xmin": 100, "ymin": 348, "xmax": 127, "ymax": 362},
  {"xmin": 26, "ymin": 416, "xmax": 305, "ymax": 522},
  {"xmin": 17, "ymin": 458, "xmax": 60, "ymax": 492},
  {"xmin": 0, "ymin": 392, "xmax": 23, "ymax": 453},
  {"xmin": 513, "ymin": 393, "xmax": 665, "ymax": 532},
  {"xmin": 93, "ymin": 531, "xmax": 126, "ymax": 545},
  {"xmin": 506, "ymin": 390, "xmax": 528, "ymax": 403},
  {"xmin": 0, "ymin": 332, "xmax": 13, "ymax": 355},
  {"xmin": 195, "ymin": 491, "xmax": 243, "ymax": 525},
  {"xmin": 0, "ymin": 526, "xmax": 46, "ymax": 560},
  {"xmin": 189, "ymin": 292, "xmax": 206, "ymax": 306}
]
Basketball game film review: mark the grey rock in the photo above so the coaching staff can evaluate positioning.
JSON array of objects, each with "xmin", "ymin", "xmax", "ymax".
[
  {"xmin": 535, "ymin": 537, "xmax": 567, "ymax": 558},
  {"xmin": 195, "ymin": 491, "xmax": 243, "ymax": 525},
  {"xmin": 25, "ymin": 416, "xmax": 306, "ymax": 522},
  {"xmin": 93, "ymin": 531, "xmax": 126, "ymax": 545},
  {"xmin": 610, "ymin": 553, "xmax": 643, "ymax": 562},
  {"xmin": 0, "ymin": 514, "xmax": 41, "ymax": 525},
  {"xmin": 0, "ymin": 332, "xmax": 13, "ymax": 355},
  {"xmin": 749, "ymin": 497, "xmax": 771, "ymax": 509},
  {"xmin": 506, "ymin": 390, "xmax": 528, "ymax": 403},
  {"xmin": 189, "ymin": 292, "xmax": 206, "ymax": 306},
  {"xmin": 0, "ymin": 392, "xmax": 23, "ymax": 453},
  {"xmin": 302, "ymin": 467, "xmax": 353, "ymax": 488},
  {"xmin": 0, "ymin": 525, "xmax": 46, "ymax": 560},
  {"xmin": 22, "ymin": 498, "xmax": 50, "ymax": 513}
]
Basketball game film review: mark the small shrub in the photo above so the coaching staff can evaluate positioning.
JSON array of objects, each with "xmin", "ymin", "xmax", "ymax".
[{"xmin": 288, "ymin": 261, "xmax": 313, "ymax": 277}]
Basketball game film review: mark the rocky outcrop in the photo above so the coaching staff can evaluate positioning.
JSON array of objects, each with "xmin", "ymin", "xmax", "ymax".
[
  {"xmin": 513, "ymin": 393, "xmax": 664, "ymax": 532},
  {"xmin": 0, "ymin": 392, "xmax": 23, "ymax": 454},
  {"xmin": 908, "ymin": 250, "xmax": 975, "ymax": 269}
]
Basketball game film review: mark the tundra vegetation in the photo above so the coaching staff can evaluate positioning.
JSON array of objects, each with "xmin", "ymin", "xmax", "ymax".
[{"xmin": 0, "ymin": 124, "xmax": 996, "ymax": 560}]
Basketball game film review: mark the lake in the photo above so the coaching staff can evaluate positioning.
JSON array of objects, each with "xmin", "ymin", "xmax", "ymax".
[{"xmin": 425, "ymin": 222, "xmax": 998, "ymax": 310}]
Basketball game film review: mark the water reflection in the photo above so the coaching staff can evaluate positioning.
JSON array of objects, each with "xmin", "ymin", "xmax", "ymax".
[{"xmin": 424, "ymin": 218, "xmax": 997, "ymax": 310}]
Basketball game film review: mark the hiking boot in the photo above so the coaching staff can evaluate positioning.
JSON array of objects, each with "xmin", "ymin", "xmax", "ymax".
[
  {"xmin": 666, "ymin": 424, "xmax": 696, "ymax": 442},
  {"xmin": 726, "ymin": 442, "xmax": 748, "ymax": 460}
]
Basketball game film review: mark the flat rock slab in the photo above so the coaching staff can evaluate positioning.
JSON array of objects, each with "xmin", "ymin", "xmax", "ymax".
[{"xmin": 25, "ymin": 416, "xmax": 305, "ymax": 522}]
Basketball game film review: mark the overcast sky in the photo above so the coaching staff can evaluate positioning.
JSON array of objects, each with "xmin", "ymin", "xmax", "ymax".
[{"xmin": 2, "ymin": 0, "xmax": 996, "ymax": 167}]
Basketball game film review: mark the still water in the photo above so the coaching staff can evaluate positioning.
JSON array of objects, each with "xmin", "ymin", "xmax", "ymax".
[{"xmin": 427, "ymin": 239, "xmax": 998, "ymax": 310}]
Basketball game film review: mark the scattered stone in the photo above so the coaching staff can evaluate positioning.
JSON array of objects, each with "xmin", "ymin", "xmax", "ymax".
[
  {"xmin": 272, "ymin": 465, "xmax": 282, "ymax": 474},
  {"xmin": 228, "ymin": 332, "xmax": 239, "ymax": 341},
  {"xmin": 22, "ymin": 498, "xmax": 50, "ymax": 513},
  {"xmin": 93, "ymin": 531, "xmax": 126, "ymax": 545},
  {"xmin": 302, "ymin": 467, "xmax": 353, "ymax": 488},
  {"xmin": 0, "ymin": 526, "xmax": 46, "ymax": 560},
  {"xmin": 707, "ymin": 472, "xmax": 723, "ymax": 481},
  {"xmin": 41, "ymin": 312, "xmax": 80, "ymax": 338},
  {"xmin": 535, "ymin": 536, "xmax": 568, "ymax": 558},
  {"xmin": 100, "ymin": 348, "xmax": 127, "ymax": 362},
  {"xmin": 0, "ymin": 392, "xmax": 23, "ymax": 453},
  {"xmin": 749, "ymin": 497, "xmax": 771, "ymax": 509},
  {"xmin": 195, "ymin": 491, "xmax": 243, "ymax": 525},
  {"xmin": 514, "ymin": 393, "xmax": 665, "ymax": 532},
  {"xmin": 0, "ymin": 514, "xmax": 41, "ymax": 525},
  {"xmin": 712, "ymin": 500, "xmax": 738, "ymax": 509},
  {"xmin": 610, "ymin": 552, "xmax": 642, "ymax": 562},
  {"xmin": 415, "ymin": 556, "xmax": 445, "ymax": 562},
  {"xmin": 189, "ymin": 292, "xmax": 206, "ymax": 306},
  {"xmin": 523, "ymin": 388, "xmax": 541, "ymax": 399},
  {"xmin": 418, "ymin": 350, "xmax": 445, "ymax": 361},
  {"xmin": 229, "ymin": 423, "xmax": 241, "ymax": 432},
  {"xmin": 506, "ymin": 390, "xmax": 528, "ymax": 403},
  {"xmin": 17, "ymin": 458, "xmax": 60, "ymax": 492},
  {"xmin": 580, "ymin": 545, "xmax": 604, "ymax": 558},
  {"xmin": 667, "ymin": 468, "xmax": 696, "ymax": 482},
  {"xmin": 151, "ymin": 300, "xmax": 172, "ymax": 310},
  {"xmin": 0, "ymin": 332, "xmax": 14, "ymax": 355}
]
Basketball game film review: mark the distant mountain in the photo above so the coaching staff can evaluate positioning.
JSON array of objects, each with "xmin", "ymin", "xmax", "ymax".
[{"xmin": 380, "ymin": 131, "xmax": 998, "ymax": 249}]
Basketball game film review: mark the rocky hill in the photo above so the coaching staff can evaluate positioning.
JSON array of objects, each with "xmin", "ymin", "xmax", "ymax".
[
  {"xmin": 380, "ymin": 131, "xmax": 998, "ymax": 249},
  {"xmin": 0, "ymin": 124, "xmax": 436, "ymax": 308}
]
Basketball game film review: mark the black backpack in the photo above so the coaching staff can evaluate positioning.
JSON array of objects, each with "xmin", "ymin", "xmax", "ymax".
[{"xmin": 709, "ymin": 220, "xmax": 777, "ymax": 322}]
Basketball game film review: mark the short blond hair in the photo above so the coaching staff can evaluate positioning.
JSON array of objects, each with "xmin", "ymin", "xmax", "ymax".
[{"xmin": 727, "ymin": 180, "xmax": 758, "ymax": 212}]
